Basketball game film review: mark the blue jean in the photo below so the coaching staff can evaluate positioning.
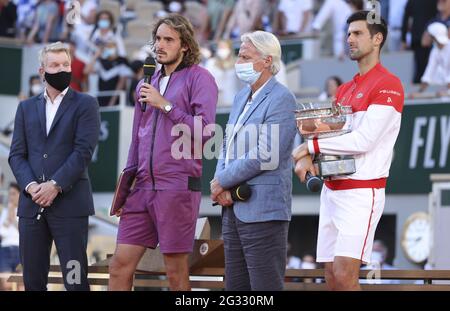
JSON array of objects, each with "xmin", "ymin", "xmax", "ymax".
[{"xmin": 0, "ymin": 246, "xmax": 20, "ymax": 272}]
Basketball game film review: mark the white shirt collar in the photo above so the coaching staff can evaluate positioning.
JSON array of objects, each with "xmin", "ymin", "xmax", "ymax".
[{"xmin": 43, "ymin": 87, "xmax": 69, "ymax": 103}]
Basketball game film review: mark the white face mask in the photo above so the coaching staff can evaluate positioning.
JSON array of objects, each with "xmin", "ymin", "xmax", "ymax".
[
  {"xmin": 102, "ymin": 47, "xmax": 117, "ymax": 59},
  {"xmin": 235, "ymin": 62, "xmax": 262, "ymax": 85},
  {"xmin": 31, "ymin": 83, "xmax": 43, "ymax": 95},
  {"xmin": 98, "ymin": 19, "xmax": 110, "ymax": 30},
  {"xmin": 216, "ymin": 48, "xmax": 231, "ymax": 60}
]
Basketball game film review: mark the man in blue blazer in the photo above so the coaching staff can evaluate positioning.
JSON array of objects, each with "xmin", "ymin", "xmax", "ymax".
[
  {"xmin": 211, "ymin": 31, "xmax": 297, "ymax": 291},
  {"xmin": 8, "ymin": 42, "xmax": 100, "ymax": 291}
]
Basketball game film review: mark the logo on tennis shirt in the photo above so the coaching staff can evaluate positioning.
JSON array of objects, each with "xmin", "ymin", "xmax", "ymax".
[
  {"xmin": 379, "ymin": 89, "xmax": 401, "ymax": 96},
  {"xmin": 356, "ymin": 93, "xmax": 364, "ymax": 99},
  {"xmin": 387, "ymin": 97, "xmax": 392, "ymax": 103}
]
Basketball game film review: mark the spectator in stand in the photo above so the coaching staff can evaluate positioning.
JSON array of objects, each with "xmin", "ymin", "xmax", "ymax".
[
  {"xmin": 348, "ymin": 1, "xmax": 365, "ymax": 13},
  {"xmin": 311, "ymin": 0, "xmax": 352, "ymax": 58},
  {"xmin": 0, "ymin": 183, "xmax": 20, "ymax": 291},
  {"xmin": 375, "ymin": 0, "xmax": 390, "ymax": 22},
  {"xmin": 204, "ymin": 39, "xmax": 241, "ymax": 106},
  {"xmin": 84, "ymin": 40, "xmax": 133, "ymax": 106},
  {"xmin": 260, "ymin": 0, "xmax": 279, "ymax": 33},
  {"xmin": 185, "ymin": 0, "xmax": 210, "ymax": 45},
  {"xmin": 65, "ymin": 0, "xmax": 98, "ymax": 64},
  {"xmin": 361, "ymin": 240, "xmax": 399, "ymax": 284},
  {"xmin": 18, "ymin": 75, "xmax": 43, "ymax": 101},
  {"xmin": 207, "ymin": 0, "xmax": 236, "ymax": 40},
  {"xmin": 158, "ymin": 1, "xmax": 209, "ymax": 45},
  {"xmin": 301, "ymin": 254, "xmax": 317, "ymax": 283},
  {"xmin": 89, "ymin": 10, "xmax": 126, "ymax": 58},
  {"xmin": 301, "ymin": 254, "xmax": 316, "ymax": 269},
  {"xmin": 16, "ymin": 0, "xmax": 38, "ymax": 43},
  {"xmin": 68, "ymin": 40, "xmax": 88, "ymax": 92},
  {"xmin": 274, "ymin": 0, "xmax": 313, "ymax": 36},
  {"xmin": 366, "ymin": 240, "xmax": 396, "ymax": 270},
  {"xmin": 386, "ymin": 0, "xmax": 408, "ymax": 52},
  {"xmin": 28, "ymin": 75, "xmax": 43, "ymax": 97},
  {"xmin": 0, "ymin": 0, "xmax": 17, "ymax": 38},
  {"xmin": 127, "ymin": 59, "xmax": 144, "ymax": 106},
  {"xmin": 26, "ymin": 0, "xmax": 61, "ymax": 44},
  {"xmin": 421, "ymin": 0, "xmax": 450, "ymax": 48},
  {"xmin": 318, "ymin": 76, "xmax": 343, "ymax": 101},
  {"xmin": 402, "ymin": 0, "xmax": 438, "ymax": 83},
  {"xmin": 60, "ymin": 0, "xmax": 97, "ymax": 41},
  {"xmin": 286, "ymin": 242, "xmax": 301, "ymax": 269},
  {"xmin": 416, "ymin": 22, "xmax": 450, "ymax": 96},
  {"xmin": 224, "ymin": 0, "xmax": 266, "ymax": 39}
]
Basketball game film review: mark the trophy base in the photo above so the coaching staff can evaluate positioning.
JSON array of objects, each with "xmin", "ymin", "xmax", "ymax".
[{"xmin": 314, "ymin": 156, "xmax": 356, "ymax": 178}]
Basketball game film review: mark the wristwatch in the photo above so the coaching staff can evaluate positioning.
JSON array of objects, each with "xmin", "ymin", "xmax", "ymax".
[
  {"xmin": 50, "ymin": 179, "xmax": 62, "ymax": 193},
  {"xmin": 163, "ymin": 102, "xmax": 173, "ymax": 114}
]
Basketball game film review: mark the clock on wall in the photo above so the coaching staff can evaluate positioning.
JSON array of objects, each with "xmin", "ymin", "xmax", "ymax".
[{"xmin": 401, "ymin": 212, "xmax": 431, "ymax": 264}]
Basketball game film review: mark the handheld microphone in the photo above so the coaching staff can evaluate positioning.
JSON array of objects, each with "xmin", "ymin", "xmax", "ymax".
[
  {"xmin": 141, "ymin": 56, "xmax": 156, "ymax": 112},
  {"xmin": 212, "ymin": 183, "xmax": 252, "ymax": 206},
  {"xmin": 306, "ymin": 172, "xmax": 322, "ymax": 193}
]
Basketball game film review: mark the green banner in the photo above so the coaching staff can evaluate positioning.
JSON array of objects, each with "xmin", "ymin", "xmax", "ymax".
[
  {"xmin": 280, "ymin": 39, "xmax": 303, "ymax": 64},
  {"xmin": 389, "ymin": 103, "xmax": 450, "ymax": 193},
  {"xmin": 89, "ymin": 111, "xmax": 119, "ymax": 192},
  {"xmin": 442, "ymin": 190, "xmax": 450, "ymax": 207},
  {"xmin": 0, "ymin": 46, "xmax": 22, "ymax": 95}
]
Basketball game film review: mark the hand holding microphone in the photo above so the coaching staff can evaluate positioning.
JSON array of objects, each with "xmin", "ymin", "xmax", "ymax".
[
  {"xmin": 140, "ymin": 56, "xmax": 156, "ymax": 112},
  {"xmin": 212, "ymin": 183, "xmax": 252, "ymax": 206},
  {"xmin": 294, "ymin": 155, "xmax": 322, "ymax": 192},
  {"xmin": 305, "ymin": 172, "xmax": 322, "ymax": 192}
]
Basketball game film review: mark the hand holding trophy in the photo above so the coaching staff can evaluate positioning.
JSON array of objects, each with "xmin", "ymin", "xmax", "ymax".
[{"xmin": 295, "ymin": 101, "xmax": 355, "ymax": 192}]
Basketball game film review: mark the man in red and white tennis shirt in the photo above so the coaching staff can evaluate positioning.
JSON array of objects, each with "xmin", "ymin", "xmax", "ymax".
[{"xmin": 292, "ymin": 10, "xmax": 404, "ymax": 291}]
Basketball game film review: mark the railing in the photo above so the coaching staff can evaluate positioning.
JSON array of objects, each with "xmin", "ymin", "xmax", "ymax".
[{"xmin": 7, "ymin": 263, "xmax": 450, "ymax": 291}]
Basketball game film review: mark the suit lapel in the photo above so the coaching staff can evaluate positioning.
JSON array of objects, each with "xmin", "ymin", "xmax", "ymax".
[
  {"xmin": 229, "ymin": 87, "xmax": 251, "ymax": 126},
  {"xmin": 48, "ymin": 89, "xmax": 74, "ymax": 136},
  {"xmin": 225, "ymin": 87, "xmax": 251, "ymax": 158},
  {"xmin": 36, "ymin": 93, "xmax": 46, "ymax": 136},
  {"xmin": 234, "ymin": 77, "xmax": 277, "ymax": 134}
]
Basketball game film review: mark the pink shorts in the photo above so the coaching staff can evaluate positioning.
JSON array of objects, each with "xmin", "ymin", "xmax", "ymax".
[{"xmin": 116, "ymin": 188, "xmax": 201, "ymax": 254}]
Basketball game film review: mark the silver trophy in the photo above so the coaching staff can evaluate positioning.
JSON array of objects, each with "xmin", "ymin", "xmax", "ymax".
[{"xmin": 295, "ymin": 102, "xmax": 356, "ymax": 179}]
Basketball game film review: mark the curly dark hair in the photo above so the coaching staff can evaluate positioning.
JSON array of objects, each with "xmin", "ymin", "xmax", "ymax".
[{"xmin": 150, "ymin": 14, "xmax": 200, "ymax": 66}]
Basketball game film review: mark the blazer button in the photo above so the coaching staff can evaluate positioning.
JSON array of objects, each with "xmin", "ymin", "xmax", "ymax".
[{"xmin": 43, "ymin": 154, "xmax": 48, "ymax": 159}]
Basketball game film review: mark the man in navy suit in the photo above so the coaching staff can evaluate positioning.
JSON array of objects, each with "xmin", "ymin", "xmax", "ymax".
[{"xmin": 8, "ymin": 42, "xmax": 100, "ymax": 291}]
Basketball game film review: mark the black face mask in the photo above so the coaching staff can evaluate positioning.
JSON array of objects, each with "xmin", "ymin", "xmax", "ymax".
[{"xmin": 44, "ymin": 71, "xmax": 72, "ymax": 92}]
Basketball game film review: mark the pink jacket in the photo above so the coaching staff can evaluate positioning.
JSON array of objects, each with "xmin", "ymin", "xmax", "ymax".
[{"xmin": 126, "ymin": 63, "xmax": 218, "ymax": 190}]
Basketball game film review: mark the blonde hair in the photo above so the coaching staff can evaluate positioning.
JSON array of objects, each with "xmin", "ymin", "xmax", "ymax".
[
  {"xmin": 241, "ymin": 31, "xmax": 281, "ymax": 75},
  {"xmin": 150, "ymin": 14, "xmax": 200, "ymax": 66},
  {"xmin": 38, "ymin": 41, "xmax": 71, "ymax": 67}
]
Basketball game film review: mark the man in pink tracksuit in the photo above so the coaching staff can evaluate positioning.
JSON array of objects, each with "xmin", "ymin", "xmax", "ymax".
[{"xmin": 108, "ymin": 14, "xmax": 218, "ymax": 291}]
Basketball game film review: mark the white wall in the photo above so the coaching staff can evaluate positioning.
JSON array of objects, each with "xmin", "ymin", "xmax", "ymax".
[{"xmin": 0, "ymin": 95, "xmax": 19, "ymax": 129}]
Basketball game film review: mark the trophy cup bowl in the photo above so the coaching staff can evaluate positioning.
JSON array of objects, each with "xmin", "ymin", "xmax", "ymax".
[
  {"xmin": 295, "ymin": 102, "xmax": 356, "ymax": 178},
  {"xmin": 295, "ymin": 102, "xmax": 353, "ymax": 139}
]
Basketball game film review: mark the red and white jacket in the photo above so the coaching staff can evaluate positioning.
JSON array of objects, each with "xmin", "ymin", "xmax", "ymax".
[{"xmin": 307, "ymin": 63, "xmax": 404, "ymax": 190}]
